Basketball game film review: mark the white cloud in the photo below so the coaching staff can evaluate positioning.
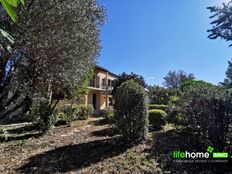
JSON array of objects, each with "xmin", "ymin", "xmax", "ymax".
[{"xmin": 146, "ymin": 76, "xmax": 155, "ymax": 80}]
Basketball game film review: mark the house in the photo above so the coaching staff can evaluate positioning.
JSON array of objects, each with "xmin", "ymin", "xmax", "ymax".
[{"xmin": 84, "ymin": 65, "xmax": 118, "ymax": 111}]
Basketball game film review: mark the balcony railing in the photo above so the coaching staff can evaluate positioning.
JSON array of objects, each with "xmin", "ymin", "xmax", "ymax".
[{"xmin": 89, "ymin": 80, "xmax": 114, "ymax": 90}]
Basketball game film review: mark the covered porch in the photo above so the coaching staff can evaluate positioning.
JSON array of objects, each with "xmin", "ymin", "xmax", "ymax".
[{"xmin": 85, "ymin": 87, "xmax": 113, "ymax": 111}]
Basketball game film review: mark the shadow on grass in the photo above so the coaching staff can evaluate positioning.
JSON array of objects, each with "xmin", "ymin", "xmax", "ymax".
[
  {"xmin": 18, "ymin": 137, "xmax": 135, "ymax": 173},
  {"xmin": 89, "ymin": 118, "xmax": 108, "ymax": 126},
  {"xmin": 91, "ymin": 127, "xmax": 118, "ymax": 137},
  {"xmin": 147, "ymin": 129, "xmax": 232, "ymax": 174}
]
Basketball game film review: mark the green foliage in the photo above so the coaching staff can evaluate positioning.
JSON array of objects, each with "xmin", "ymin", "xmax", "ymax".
[
  {"xmin": 220, "ymin": 59, "xmax": 232, "ymax": 88},
  {"xmin": 179, "ymin": 85, "xmax": 232, "ymax": 151},
  {"xmin": 0, "ymin": 0, "xmax": 105, "ymax": 123},
  {"xmin": 102, "ymin": 108, "xmax": 115, "ymax": 124},
  {"xmin": 57, "ymin": 112, "xmax": 69, "ymax": 123},
  {"xmin": 180, "ymin": 80, "xmax": 215, "ymax": 91},
  {"xmin": 28, "ymin": 99, "xmax": 56, "ymax": 131},
  {"xmin": 148, "ymin": 85, "xmax": 178, "ymax": 105},
  {"xmin": 113, "ymin": 72, "xmax": 146, "ymax": 95},
  {"xmin": 166, "ymin": 96, "xmax": 185, "ymax": 125},
  {"xmin": 163, "ymin": 70, "xmax": 195, "ymax": 89},
  {"xmin": 148, "ymin": 109, "xmax": 167, "ymax": 130},
  {"xmin": 55, "ymin": 105, "xmax": 72, "ymax": 123},
  {"xmin": 208, "ymin": 2, "xmax": 232, "ymax": 47},
  {"xmin": 71, "ymin": 68, "xmax": 94, "ymax": 101},
  {"xmin": 114, "ymin": 80, "xmax": 148, "ymax": 140},
  {"xmin": 56, "ymin": 104, "xmax": 93, "ymax": 122},
  {"xmin": 148, "ymin": 104, "xmax": 168, "ymax": 111},
  {"xmin": 0, "ymin": 124, "xmax": 8, "ymax": 141},
  {"xmin": 0, "ymin": 0, "xmax": 24, "ymax": 22},
  {"xmin": 77, "ymin": 105, "xmax": 94, "ymax": 120}
]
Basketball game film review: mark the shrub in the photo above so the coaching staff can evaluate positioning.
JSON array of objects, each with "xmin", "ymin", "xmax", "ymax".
[
  {"xmin": 28, "ymin": 99, "xmax": 56, "ymax": 131},
  {"xmin": 148, "ymin": 109, "xmax": 167, "ymax": 130},
  {"xmin": 77, "ymin": 104, "xmax": 94, "ymax": 120},
  {"xmin": 180, "ymin": 86, "xmax": 232, "ymax": 152},
  {"xmin": 57, "ymin": 104, "xmax": 93, "ymax": 121},
  {"xmin": 55, "ymin": 105, "xmax": 72, "ymax": 124},
  {"xmin": 114, "ymin": 80, "xmax": 148, "ymax": 140},
  {"xmin": 166, "ymin": 96, "xmax": 185, "ymax": 125},
  {"xmin": 148, "ymin": 104, "xmax": 168, "ymax": 111},
  {"xmin": 148, "ymin": 85, "xmax": 178, "ymax": 105},
  {"xmin": 57, "ymin": 112, "xmax": 70, "ymax": 124},
  {"xmin": 102, "ymin": 108, "xmax": 114, "ymax": 124}
]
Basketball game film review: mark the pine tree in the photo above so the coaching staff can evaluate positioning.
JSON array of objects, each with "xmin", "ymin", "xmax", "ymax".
[{"xmin": 221, "ymin": 60, "xmax": 232, "ymax": 88}]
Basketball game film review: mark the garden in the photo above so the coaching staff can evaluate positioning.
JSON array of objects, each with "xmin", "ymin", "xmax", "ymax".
[{"xmin": 0, "ymin": 0, "xmax": 232, "ymax": 173}]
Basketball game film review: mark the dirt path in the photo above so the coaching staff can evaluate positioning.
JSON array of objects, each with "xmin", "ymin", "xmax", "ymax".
[{"xmin": 0, "ymin": 117, "xmax": 160, "ymax": 174}]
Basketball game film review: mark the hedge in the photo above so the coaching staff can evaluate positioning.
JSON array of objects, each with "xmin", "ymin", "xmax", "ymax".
[
  {"xmin": 148, "ymin": 104, "xmax": 168, "ymax": 111},
  {"xmin": 114, "ymin": 80, "xmax": 148, "ymax": 140},
  {"xmin": 148, "ymin": 109, "xmax": 167, "ymax": 129}
]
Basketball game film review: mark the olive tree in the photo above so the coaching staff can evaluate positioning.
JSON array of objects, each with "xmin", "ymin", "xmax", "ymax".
[{"xmin": 0, "ymin": 0, "xmax": 105, "ymax": 124}]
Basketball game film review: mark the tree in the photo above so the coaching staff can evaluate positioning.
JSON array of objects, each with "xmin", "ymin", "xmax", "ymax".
[
  {"xmin": 148, "ymin": 85, "xmax": 177, "ymax": 105},
  {"xmin": 207, "ymin": 1, "xmax": 232, "ymax": 46},
  {"xmin": 180, "ymin": 85, "xmax": 231, "ymax": 155},
  {"xmin": 180, "ymin": 80, "xmax": 215, "ymax": 91},
  {"xmin": 220, "ymin": 59, "xmax": 232, "ymax": 88},
  {"xmin": 0, "ymin": 0, "xmax": 105, "ymax": 123},
  {"xmin": 163, "ymin": 70, "xmax": 195, "ymax": 89},
  {"xmin": 112, "ymin": 72, "xmax": 146, "ymax": 95}
]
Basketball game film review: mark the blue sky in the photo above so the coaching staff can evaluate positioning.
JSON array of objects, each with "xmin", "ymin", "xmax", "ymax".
[{"xmin": 97, "ymin": 0, "xmax": 232, "ymax": 86}]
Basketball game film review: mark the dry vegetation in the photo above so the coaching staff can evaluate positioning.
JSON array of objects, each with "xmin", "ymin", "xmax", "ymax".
[{"xmin": 0, "ymin": 117, "xmax": 161, "ymax": 174}]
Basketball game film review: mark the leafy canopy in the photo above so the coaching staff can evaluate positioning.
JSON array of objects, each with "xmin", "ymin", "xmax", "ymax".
[
  {"xmin": 112, "ymin": 72, "xmax": 146, "ymax": 95},
  {"xmin": 208, "ymin": 1, "xmax": 232, "ymax": 46},
  {"xmin": 163, "ymin": 70, "xmax": 195, "ymax": 89}
]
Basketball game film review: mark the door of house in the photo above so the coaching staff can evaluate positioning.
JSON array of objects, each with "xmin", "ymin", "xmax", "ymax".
[{"xmin": 93, "ymin": 93, "xmax": 97, "ymax": 109}]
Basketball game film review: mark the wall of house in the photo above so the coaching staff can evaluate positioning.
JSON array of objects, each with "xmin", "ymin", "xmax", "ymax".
[
  {"xmin": 100, "ymin": 95, "xmax": 106, "ymax": 109},
  {"xmin": 87, "ymin": 67, "xmax": 117, "ymax": 110},
  {"xmin": 87, "ymin": 90, "xmax": 101, "ymax": 109},
  {"xmin": 93, "ymin": 69, "xmax": 117, "ymax": 89}
]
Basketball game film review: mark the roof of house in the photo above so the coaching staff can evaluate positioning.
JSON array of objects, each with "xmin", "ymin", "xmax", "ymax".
[{"xmin": 95, "ymin": 65, "xmax": 118, "ymax": 78}]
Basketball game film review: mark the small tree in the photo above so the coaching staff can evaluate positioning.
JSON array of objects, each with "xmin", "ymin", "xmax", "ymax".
[
  {"xmin": 112, "ymin": 72, "xmax": 146, "ymax": 95},
  {"xmin": 114, "ymin": 80, "xmax": 148, "ymax": 140},
  {"xmin": 148, "ymin": 85, "xmax": 178, "ymax": 105},
  {"xmin": 180, "ymin": 80, "xmax": 215, "ymax": 91},
  {"xmin": 163, "ymin": 70, "xmax": 195, "ymax": 89},
  {"xmin": 221, "ymin": 59, "xmax": 232, "ymax": 88}
]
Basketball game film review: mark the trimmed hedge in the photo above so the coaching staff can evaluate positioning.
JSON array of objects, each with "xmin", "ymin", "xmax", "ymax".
[
  {"xmin": 148, "ymin": 104, "xmax": 168, "ymax": 111},
  {"xmin": 115, "ymin": 80, "xmax": 148, "ymax": 140},
  {"xmin": 148, "ymin": 109, "xmax": 167, "ymax": 129}
]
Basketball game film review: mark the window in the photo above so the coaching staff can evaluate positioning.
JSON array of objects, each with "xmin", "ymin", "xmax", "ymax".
[
  {"xmin": 96, "ymin": 76, "xmax": 100, "ymax": 88},
  {"xmin": 102, "ymin": 78, "xmax": 106, "ymax": 86},
  {"xmin": 108, "ymin": 79, "xmax": 111, "ymax": 86},
  {"xmin": 111, "ymin": 80, "xmax": 115, "ymax": 87}
]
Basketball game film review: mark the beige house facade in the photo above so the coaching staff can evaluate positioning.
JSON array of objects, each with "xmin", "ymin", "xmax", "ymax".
[{"xmin": 85, "ymin": 65, "xmax": 118, "ymax": 110}]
